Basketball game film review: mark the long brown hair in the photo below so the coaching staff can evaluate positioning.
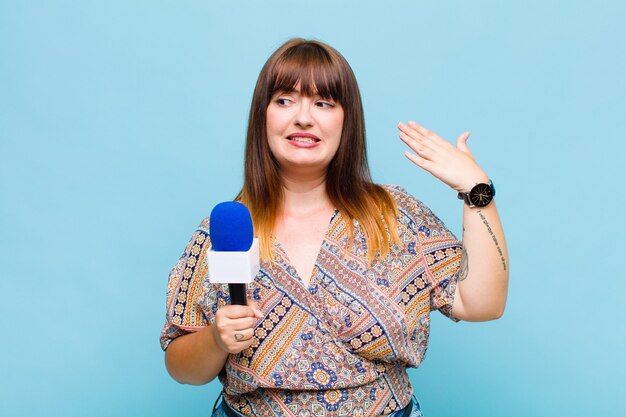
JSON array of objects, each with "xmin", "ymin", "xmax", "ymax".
[{"xmin": 237, "ymin": 38, "xmax": 398, "ymax": 262}]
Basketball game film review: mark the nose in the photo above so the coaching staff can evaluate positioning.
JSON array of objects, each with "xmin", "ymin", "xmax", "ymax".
[{"xmin": 294, "ymin": 100, "xmax": 313, "ymax": 128}]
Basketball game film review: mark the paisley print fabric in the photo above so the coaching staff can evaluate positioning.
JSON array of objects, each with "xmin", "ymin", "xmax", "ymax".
[
  {"xmin": 161, "ymin": 185, "xmax": 462, "ymax": 417},
  {"xmin": 212, "ymin": 394, "xmax": 424, "ymax": 417}
]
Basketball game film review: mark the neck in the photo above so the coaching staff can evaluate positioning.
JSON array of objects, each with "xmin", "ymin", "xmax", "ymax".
[{"xmin": 280, "ymin": 171, "xmax": 332, "ymax": 216}]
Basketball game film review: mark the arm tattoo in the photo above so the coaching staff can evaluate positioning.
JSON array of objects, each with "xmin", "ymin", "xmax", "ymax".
[
  {"xmin": 459, "ymin": 246, "xmax": 469, "ymax": 281},
  {"xmin": 476, "ymin": 210, "xmax": 507, "ymax": 271}
]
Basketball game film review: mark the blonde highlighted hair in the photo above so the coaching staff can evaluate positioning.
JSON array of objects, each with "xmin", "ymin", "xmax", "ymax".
[{"xmin": 237, "ymin": 38, "xmax": 399, "ymax": 263}]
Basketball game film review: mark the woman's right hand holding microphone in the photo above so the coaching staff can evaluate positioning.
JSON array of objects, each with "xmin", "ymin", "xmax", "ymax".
[{"xmin": 212, "ymin": 301, "xmax": 263, "ymax": 354}]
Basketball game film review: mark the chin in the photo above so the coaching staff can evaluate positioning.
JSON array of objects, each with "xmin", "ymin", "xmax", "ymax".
[{"xmin": 280, "ymin": 159, "xmax": 329, "ymax": 173}]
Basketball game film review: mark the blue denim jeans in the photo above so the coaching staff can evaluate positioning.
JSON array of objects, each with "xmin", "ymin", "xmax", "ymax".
[{"xmin": 211, "ymin": 393, "xmax": 424, "ymax": 417}]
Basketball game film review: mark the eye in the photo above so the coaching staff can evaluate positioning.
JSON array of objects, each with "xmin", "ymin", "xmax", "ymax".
[
  {"xmin": 316, "ymin": 100, "xmax": 335, "ymax": 108},
  {"xmin": 275, "ymin": 97, "xmax": 292, "ymax": 106}
]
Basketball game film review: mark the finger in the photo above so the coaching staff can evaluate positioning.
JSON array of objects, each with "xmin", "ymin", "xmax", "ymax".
[
  {"xmin": 230, "ymin": 316, "xmax": 260, "ymax": 331},
  {"xmin": 404, "ymin": 150, "xmax": 434, "ymax": 171},
  {"xmin": 398, "ymin": 130, "xmax": 421, "ymax": 148},
  {"xmin": 407, "ymin": 120, "xmax": 433, "ymax": 138},
  {"xmin": 248, "ymin": 300, "xmax": 264, "ymax": 318},
  {"xmin": 407, "ymin": 121, "xmax": 451, "ymax": 150},
  {"xmin": 231, "ymin": 328, "xmax": 254, "ymax": 343},
  {"xmin": 456, "ymin": 131, "xmax": 470, "ymax": 149},
  {"xmin": 221, "ymin": 304, "xmax": 259, "ymax": 319},
  {"xmin": 401, "ymin": 122, "xmax": 446, "ymax": 155},
  {"xmin": 399, "ymin": 132, "xmax": 433, "ymax": 159},
  {"xmin": 398, "ymin": 121, "xmax": 427, "ymax": 142},
  {"xmin": 456, "ymin": 131, "xmax": 475, "ymax": 158}
]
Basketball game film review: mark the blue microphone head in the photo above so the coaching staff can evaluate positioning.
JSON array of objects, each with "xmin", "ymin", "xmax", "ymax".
[{"xmin": 209, "ymin": 201, "xmax": 254, "ymax": 251}]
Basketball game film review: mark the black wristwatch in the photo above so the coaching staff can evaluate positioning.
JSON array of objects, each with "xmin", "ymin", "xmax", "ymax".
[{"xmin": 457, "ymin": 180, "xmax": 496, "ymax": 207}]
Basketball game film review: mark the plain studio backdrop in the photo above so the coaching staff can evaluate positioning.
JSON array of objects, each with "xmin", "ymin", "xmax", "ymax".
[{"xmin": 1, "ymin": 1, "xmax": 625, "ymax": 416}]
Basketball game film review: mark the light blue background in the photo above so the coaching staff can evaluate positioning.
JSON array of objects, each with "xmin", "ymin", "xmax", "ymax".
[{"xmin": 1, "ymin": 1, "xmax": 625, "ymax": 416}]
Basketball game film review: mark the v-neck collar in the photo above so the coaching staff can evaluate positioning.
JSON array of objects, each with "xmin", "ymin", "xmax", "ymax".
[{"xmin": 272, "ymin": 209, "xmax": 340, "ymax": 291}]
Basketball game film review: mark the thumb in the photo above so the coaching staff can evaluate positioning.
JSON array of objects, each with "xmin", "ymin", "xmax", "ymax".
[
  {"xmin": 248, "ymin": 300, "xmax": 263, "ymax": 318},
  {"xmin": 456, "ymin": 131, "xmax": 471, "ymax": 153}
]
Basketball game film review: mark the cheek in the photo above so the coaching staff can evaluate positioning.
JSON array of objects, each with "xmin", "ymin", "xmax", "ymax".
[
  {"xmin": 331, "ymin": 112, "xmax": 345, "ymax": 141},
  {"xmin": 265, "ymin": 109, "xmax": 277, "ymax": 133},
  {"xmin": 265, "ymin": 111, "xmax": 283, "ymax": 155},
  {"xmin": 266, "ymin": 107, "xmax": 289, "ymax": 134},
  {"xmin": 266, "ymin": 134, "xmax": 283, "ymax": 163}
]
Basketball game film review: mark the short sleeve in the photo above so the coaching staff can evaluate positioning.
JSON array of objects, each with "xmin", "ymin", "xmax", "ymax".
[
  {"xmin": 386, "ymin": 185, "xmax": 463, "ymax": 322},
  {"xmin": 160, "ymin": 217, "xmax": 221, "ymax": 350}
]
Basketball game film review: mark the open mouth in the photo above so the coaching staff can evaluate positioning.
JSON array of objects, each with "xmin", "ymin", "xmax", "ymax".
[{"xmin": 288, "ymin": 136, "xmax": 320, "ymax": 144}]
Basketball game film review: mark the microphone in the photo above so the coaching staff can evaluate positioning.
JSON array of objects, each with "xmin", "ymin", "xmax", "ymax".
[{"xmin": 208, "ymin": 202, "xmax": 260, "ymax": 306}]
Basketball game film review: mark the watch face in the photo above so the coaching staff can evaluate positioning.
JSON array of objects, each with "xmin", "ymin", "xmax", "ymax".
[{"xmin": 469, "ymin": 183, "xmax": 493, "ymax": 207}]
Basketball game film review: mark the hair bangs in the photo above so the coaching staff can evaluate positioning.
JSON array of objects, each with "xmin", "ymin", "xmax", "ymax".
[{"xmin": 270, "ymin": 44, "xmax": 343, "ymax": 103}]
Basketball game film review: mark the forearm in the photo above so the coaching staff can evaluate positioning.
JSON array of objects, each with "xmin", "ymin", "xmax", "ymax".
[
  {"xmin": 455, "ymin": 200, "xmax": 509, "ymax": 321},
  {"xmin": 165, "ymin": 324, "xmax": 229, "ymax": 385},
  {"xmin": 396, "ymin": 121, "xmax": 509, "ymax": 320}
]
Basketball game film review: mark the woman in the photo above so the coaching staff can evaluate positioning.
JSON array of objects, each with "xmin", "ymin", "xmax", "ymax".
[{"xmin": 161, "ymin": 38, "xmax": 509, "ymax": 417}]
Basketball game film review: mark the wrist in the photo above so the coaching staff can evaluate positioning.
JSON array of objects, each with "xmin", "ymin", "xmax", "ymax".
[
  {"xmin": 458, "ymin": 179, "xmax": 495, "ymax": 208},
  {"xmin": 458, "ymin": 174, "xmax": 490, "ymax": 193}
]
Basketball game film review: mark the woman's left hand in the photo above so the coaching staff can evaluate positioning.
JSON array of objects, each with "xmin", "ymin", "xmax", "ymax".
[{"xmin": 398, "ymin": 121, "xmax": 489, "ymax": 192}]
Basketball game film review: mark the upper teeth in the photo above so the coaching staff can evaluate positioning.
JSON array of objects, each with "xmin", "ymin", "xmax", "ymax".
[{"xmin": 290, "ymin": 137, "xmax": 316, "ymax": 143}]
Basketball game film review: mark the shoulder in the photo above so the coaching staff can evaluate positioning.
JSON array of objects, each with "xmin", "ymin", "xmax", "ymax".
[
  {"xmin": 381, "ymin": 184, "xmax": 425, "ymax": 216},
  {"xmin": 176, "ymin": 216, "xmax": 212, "ymax": 258},
  {"xmin": 197, "ymin": 216, "xmax": 211, "ymax": 234},
  {"xmin": 381, "ymin": 184, "xmax": 456, "ymax": 239},
  {"xmin": 183, "ymin": 216, "xmax": 211, "ymax": 241},
  {"xmin": 381, "ymin": 184, "xmax": 411, "ymax": 200}
]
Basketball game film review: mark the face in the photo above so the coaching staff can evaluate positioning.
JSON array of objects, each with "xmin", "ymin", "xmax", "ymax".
[{"xmin": 266, "ymin": 85, "xmax": 344, "ymax": 175}]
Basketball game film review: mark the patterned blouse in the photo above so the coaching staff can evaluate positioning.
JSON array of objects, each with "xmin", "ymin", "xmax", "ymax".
[{"xmin": 160, "ymin": 185, "xmax": 462, "ymax": 417}]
